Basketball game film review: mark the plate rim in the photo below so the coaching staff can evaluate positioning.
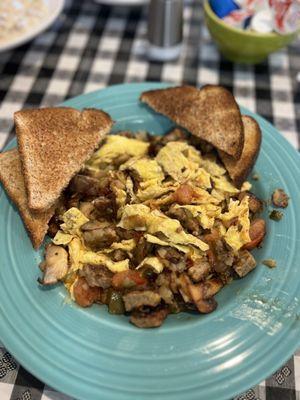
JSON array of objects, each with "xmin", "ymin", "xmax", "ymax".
[{"xmin": 1, "ymin": 81, "xmax": 300, "ymax": 400}]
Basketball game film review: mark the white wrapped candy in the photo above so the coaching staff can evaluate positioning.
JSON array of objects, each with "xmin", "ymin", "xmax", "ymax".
[{"xmin": 270, "ymin": 0, "xmax": 300, "ymax": 34}]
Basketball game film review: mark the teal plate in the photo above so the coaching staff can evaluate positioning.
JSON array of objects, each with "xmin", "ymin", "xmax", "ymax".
[{"xmin": 0, "ymin": 82, "xmax": 300, "ymax": 400}]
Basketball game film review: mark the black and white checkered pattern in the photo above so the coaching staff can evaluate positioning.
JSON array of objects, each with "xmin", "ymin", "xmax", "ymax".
[{"xmin": 0, "ymin": 0, "xmax": 299, "ymax": 399}]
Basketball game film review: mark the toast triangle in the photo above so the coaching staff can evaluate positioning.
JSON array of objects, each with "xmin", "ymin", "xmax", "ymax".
[
  {"xmin": 140, "ymin": 85, "xmax": 244, "ymax": 159},
  {"xmin": 218, "ymin": 116, "xmax": 262, "ymax": 187},
  {"xmin": 15, "ymin": 107, "xmax": 113, "ymax": 211},
  {"xmin": 0, "ymin": 148, "xmax": 55, "ymax": 249}
]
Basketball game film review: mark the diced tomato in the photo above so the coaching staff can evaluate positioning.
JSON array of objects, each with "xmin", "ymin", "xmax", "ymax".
[
  {"xmin": 173, "ymin": 184, "xmax": 195, "ymax": 205},
  {"xmin": 112, "ymin": 270, "xmax": 146, "ymax": 289}
]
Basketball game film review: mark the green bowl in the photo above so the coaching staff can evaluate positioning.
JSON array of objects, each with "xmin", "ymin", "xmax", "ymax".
[{"xmin": 204, "ymin": 0, "xmax": 298, "ymax": 64}]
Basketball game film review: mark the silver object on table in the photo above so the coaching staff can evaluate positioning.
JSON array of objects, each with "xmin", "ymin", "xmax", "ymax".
[{"xmin": 147, "ymin": 0, "xmax": 183, "ymax": 61}]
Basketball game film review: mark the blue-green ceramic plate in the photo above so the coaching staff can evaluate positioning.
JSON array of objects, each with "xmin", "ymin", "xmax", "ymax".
[{"xmin": 0, "ymin": 82, "xmax": 300, "ymax": 400}]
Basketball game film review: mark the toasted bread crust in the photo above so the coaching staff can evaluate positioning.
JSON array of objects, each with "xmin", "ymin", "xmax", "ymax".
[
  {"xmin": 0, "ymin": 148, "xmax": 55, "ymax": 249},
  {"xmin": 15, "ymin": 107, "xmax": 113, "ymax": 212},
  {"xmin": 218, "ymin": 116, "xmax": 262, "ymax": 187},
  {"xmin": 140, "ymin": 85, "xmax": 244, "ymax": 159}
]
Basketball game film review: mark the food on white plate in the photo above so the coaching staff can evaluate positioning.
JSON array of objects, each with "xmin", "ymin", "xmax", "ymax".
[
  {"xmin": 0, "ymin": 85, "xmax": 277, "ymax": 328},
  {"xmin": 0, "ymin": 1, "xmax": 49, "ymax": 45}
]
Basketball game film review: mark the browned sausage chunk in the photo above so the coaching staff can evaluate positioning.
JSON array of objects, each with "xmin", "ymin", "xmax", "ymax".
[
  {"xmin": 69, "ymin": 174, "xmax": 100, "ymax": 197},
  {"xmin": 272, "ymin": 188, "xmax": 289, "ymax": 208},
  {"xmin": 73, "ymin": 277, "xmax": 101, "ymax": 307},
  {"xmin": 239, "ymin": 192, "xmax": 263, "ymax": 214},
  {"xmin": 130, "ymin": 308, "xmax": 169, "ymax": 328},
  {"xmin": 123, "ymin": 291, "xmax": 161, "ymax": 312},
  {"xmin": 80, "ymin": 265, "xmax": 113, "ymax": 289},
  {"xmin": 233, "ymin": 250, "xmax": 256, "ymax": 277},
  {"xmin": 243, "ymin": 219, "xmax": 266, "ymax": 250},
  {"xmin": 187, "ymin": 259, "xmax": 211, "ymax": 282}
]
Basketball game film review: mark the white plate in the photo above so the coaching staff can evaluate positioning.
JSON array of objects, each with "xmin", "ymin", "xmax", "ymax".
[
  {"xmin": 0, "ymin": 0, "xmax": 64, "ymax": 53},
  {"xmin": 93, "ymin": 0, "xmax": 148, "ymax": 6}
]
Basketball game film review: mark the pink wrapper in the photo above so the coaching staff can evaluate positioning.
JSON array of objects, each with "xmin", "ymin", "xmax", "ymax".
[
  {"xmin": 269, "ymin": 0, "xmax": 300, "ymax": 33},
  {"xmin": 235, "ymin": 0, "xmax": 269, "ymax": 12},
  {"xmin": 223, "ymin": 9, "xmax": 253, "ymax": 28}
]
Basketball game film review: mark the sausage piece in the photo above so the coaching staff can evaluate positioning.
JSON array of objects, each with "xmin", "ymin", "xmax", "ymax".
[
  {"xmin": 73, "ymin": 277, "xmax": 101, "ymax": 307},
  {"xmin": 130, "ymin": 308, "xmax": 169, "ymax": 328},
  {"xmin": 272, "ymin": 189, "xmax": 289, "ymax": 208},
  {"xmin": 123, "ymin": 291, "xmax": 161, "ymax": 312},
  {"xmin": 233, "ymin": 250, "xmax": 256, "ymax": 277},
  {"xmin": 243, "ymin": 219, "xmax": 266, "ymax": 250}
]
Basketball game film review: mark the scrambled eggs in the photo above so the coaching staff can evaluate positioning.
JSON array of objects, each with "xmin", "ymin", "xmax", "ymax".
[{"xmin": 50, "ymin": 133, "xmax": 254, "ymax": 300}]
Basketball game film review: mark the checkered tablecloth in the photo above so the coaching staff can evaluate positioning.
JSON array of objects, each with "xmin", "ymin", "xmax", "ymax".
[{"xmin": 0, "ymin": 0, "xmax": 299, "ymax": 399}]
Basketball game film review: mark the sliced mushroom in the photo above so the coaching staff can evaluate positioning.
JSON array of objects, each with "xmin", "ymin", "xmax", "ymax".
[
  {"xmin": 81, "ymin": 220, "xmax": 110, "ymax": 231},
  {"xmin": 82, "ymin": 222, "xmax": 118, "ymax": 251},
  {"xmin": 158, "ymin": 286, "xmax": 174, "ymax": 305},
  {"xmin": 130, "ymin": 307, "xmax": 169, "ymax": 328},
  {"xmin": 66, "ymin": 193, "xmax": 80, "ymax": 209},
  {"xmin": 38, "ymin": 244, "xmax": 69, "ymax": 285},
  {"xmin": 176, "ymin": 274, "xmax": 192, "ymax": 303},
  {"xmin": 132, "ymin": 238, "xmax": 153, "ymax": 266},
  {"xmin": 93, "ymin": 196, "xmax": 115, "ymax": 218},
  {"xmin": 69, "ymin": 174, "xmax": 100, "ymax": 197},
  {"xmin": 188, "ymin": 283, "xmax": 218, "ymax": 314},
  {"xmin": 79, "ymin": 201, "xmax": 95, "ymax": 219},
  {"xmin": 179, "ymin": 274, "xmax": 222, "ymax": 314}
]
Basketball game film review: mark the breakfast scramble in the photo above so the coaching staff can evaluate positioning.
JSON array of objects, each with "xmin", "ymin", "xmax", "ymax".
[{"xmin": 40, "ymin": 129, "xmax": 267, "ymax": 328}]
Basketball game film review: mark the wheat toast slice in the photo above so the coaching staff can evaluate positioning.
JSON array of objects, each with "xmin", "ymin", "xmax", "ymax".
[
  {"xmin": 218, "ymin": 116, "xmax": 262, "ymax": 188},
  {"xmin": 0, "ymin": 148, "xmax": 55, "ymax": 249},
  {"xmin": 15, "ymin": 107, "xmax": 113, "ymax": 212},
  {"xmin": 140, "ymin": 85, "xmax": 244, "ymax": 159}
]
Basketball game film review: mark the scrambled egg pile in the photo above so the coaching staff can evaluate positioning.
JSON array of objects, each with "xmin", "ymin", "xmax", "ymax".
[{"xmin": 52, "ymin": 134, "xmax": 252, "ymax": 294}]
